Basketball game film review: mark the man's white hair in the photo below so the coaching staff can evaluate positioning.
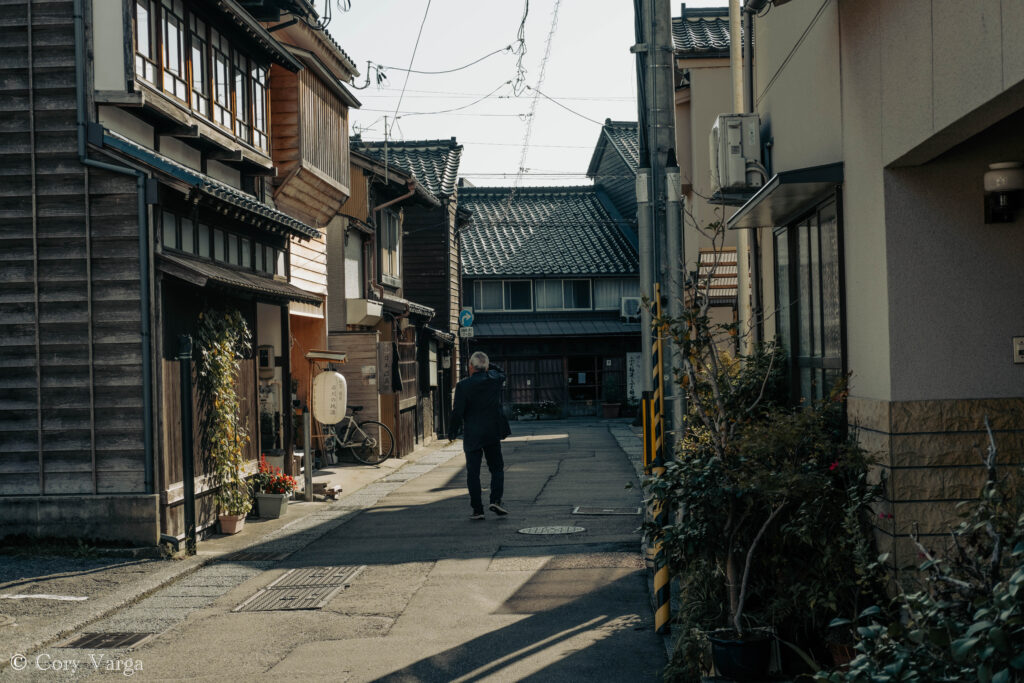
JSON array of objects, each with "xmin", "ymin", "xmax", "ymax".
[{"xmin": 468, "ymin": 351, "xmax": 489, "ymax": 371}]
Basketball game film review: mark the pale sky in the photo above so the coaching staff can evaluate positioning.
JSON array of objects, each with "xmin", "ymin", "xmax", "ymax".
[{"xmin": 328, "ymin": 0, "xmax": 724, "ymax": 187}]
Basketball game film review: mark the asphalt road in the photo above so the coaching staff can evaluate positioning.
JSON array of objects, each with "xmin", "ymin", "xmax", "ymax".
[{"xmin": 3, "ymin": 420, "xmax": 664, "ymax": 682}]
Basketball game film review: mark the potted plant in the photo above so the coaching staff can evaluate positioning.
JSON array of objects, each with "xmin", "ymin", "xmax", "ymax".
[
  {"xmin": 512, "ymin": 403, "xmax": 537, "ymax": 420},
  {"xmin": 601, "ymin": 373, "xmax": 623, "ymax": 418},
  {"xmin": 252, "ymin": 454, "xmax": 297, "ymax": 519},
  {"xmin": 646, "ymin": 226, "xmax": 882, "ymax": 681},
  {"xmin": 197, "ymin": 308, "xmax": 253, "ymax": 535}
]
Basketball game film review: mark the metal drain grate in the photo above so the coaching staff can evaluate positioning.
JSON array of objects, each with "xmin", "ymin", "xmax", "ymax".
[
  {"xmin": 233, "ymin": 565, "xmax": 365, "ymax": 612},
  {"xmin": 233, "ymin": 585, "xmax": 346, "ymax": 612},
  {"xmin": 61, "ymin": 632, "xmax": 154, "ymax": 649},
  {"xmin": 218, "ymin": 551, "xmax": 290, "ymax": 562},
  {"xmin": 571, "ymin": 506, "xmax": 642, "ymax": 516},
  {"xmin": 517, "ymin": 526, "xmax": 586, "ymax": 535}
]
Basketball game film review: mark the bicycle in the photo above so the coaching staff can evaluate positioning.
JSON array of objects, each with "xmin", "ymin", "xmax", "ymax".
[{"xmin": 322, "ymin": 405, "xmax": 395, "ymax": 466}]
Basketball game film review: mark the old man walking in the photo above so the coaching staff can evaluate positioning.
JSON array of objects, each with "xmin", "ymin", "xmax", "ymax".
[{"xmin": 448, "ymin": 351, "xmax": 509, "ymax": 520}]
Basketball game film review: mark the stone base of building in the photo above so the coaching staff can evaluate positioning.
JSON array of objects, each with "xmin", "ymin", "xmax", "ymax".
[
  {"xmin": 848, "ymin": 396, "xmax": 1024, "ymax": 568},
  {"xmin": 0, "ymin": 495, "xmax": 160, "ymax": 546}
]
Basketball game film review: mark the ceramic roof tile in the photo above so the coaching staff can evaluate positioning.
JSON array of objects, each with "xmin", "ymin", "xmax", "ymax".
[
  {"xmin": 459, "ymin": 186, "xmax": 638, "ymax": 278},
  {"xmin": 350, "ymin": 137, "xmax": 463, "ymax": 197},
  {"xmin": 672, "ymin": 7, "xmax": 741, "ymax": 57},
  {"xmin": 604, "ymin": 121, "xmax": 640, "ymax": 174}
]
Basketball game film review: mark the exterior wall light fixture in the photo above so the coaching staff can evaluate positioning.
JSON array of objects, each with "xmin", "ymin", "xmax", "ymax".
[{"xmin": 984, "ymin": 162, "xmax": 1024, "ymax": 223}]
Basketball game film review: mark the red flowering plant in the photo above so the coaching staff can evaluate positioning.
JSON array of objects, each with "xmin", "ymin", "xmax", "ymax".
[{"xmin": 253, "ymin": 455, "xmax": 298, "ymax": 495}]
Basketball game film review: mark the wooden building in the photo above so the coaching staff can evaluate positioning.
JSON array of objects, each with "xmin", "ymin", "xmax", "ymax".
[
  {"xmin": 325, "ymin": 150, "xmax": 445, "ymax": 458},
  {"xmin": 0, "ymin": 0, "xmax": 327, "ymax": 545},
  {"xmin": 350, "ymin": 137, "xmax": 467, "ymax": 439},
  {"xmin": 264, "ymin": 17, "xmax": 361, "ymax": 465},
  {"xmin": 458, "ymin": 186, "xmax": 641, "ymax": 417}
]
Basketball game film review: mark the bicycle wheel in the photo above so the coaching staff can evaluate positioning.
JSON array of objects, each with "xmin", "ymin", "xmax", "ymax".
[{"xmin": 345, "ymin": 420, "xmax": 395, "ymax": 465}]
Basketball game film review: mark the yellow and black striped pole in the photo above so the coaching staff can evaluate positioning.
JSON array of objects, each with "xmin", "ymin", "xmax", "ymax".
[{"xmin": 650, "ymin": 283, "xmax": 671, "ymax": 634}]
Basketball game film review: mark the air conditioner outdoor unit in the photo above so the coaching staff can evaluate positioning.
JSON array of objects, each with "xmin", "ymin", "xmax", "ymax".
[
  {"xmin": 620, "ymin": 296, "xmax": 642, "ymax": 321},
  {"xmin": 709, "ymin": 113, "xmax": 763, "ymax": 192}
]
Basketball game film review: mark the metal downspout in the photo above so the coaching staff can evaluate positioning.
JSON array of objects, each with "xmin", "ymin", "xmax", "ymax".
[
  {"xmin": 73, "ymin": 0, "xmax": 155, "ymax": 494},
  {"xmin": 742, "ymin": 3, "xmax": 762, "ymax": 346}
]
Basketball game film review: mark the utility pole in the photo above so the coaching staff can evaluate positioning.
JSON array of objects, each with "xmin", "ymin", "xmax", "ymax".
[{"xmin": 634, "ymin": 0, "xmax": 680, "ymax": 431}]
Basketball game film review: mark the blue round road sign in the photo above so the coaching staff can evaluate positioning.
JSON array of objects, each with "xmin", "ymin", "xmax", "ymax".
[{"xmin": 459, "ymin": 309, "xmax": 474, "ymax": 327}]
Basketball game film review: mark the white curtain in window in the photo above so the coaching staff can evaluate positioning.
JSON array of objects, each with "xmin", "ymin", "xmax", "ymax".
[
  {"xmin": 477, "ymin": 281, "xmax": 503, "ymax": 310},
  {"xmin": 620, "ymin": 278, "xmax": 640, "ymax": 298},
  {"xmin": 535, "ymin": 280, "xmax": 563, "ymax": 309},
  {"xmin": 594, "ymin": 279, "xmax": 621, "ymax": 309}
]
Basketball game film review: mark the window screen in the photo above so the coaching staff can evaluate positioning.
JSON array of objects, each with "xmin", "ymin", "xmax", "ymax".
[{"xmin": 504, "ymin": 281, "xmax": 532, "ymax": 310}]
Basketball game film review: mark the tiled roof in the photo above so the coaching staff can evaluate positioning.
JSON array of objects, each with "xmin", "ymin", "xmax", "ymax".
[
  {"xmin": 350, "ymin": 137, "xmax": 462, "ymax": 197},
  {"xmin": 475, "ymin": 318, "xmax": 640, "ymax": 338},
  {"xmin": 158, "ymin": 253, "xmax": 323, "ymax": 305},
  {"xmin": 672, "ymin": 7, "xmax": 741, "ymax": 58},
  {"xmin": 102, "ymin": 131, "xmax": 320, "ymax": 239},
  {"xmin": 587, "ymin": 120, "xmax": 639, "ymax": 178},
  {"xmin": 459, "ymin": 186, "xmax": 638, "ymax": 277}
]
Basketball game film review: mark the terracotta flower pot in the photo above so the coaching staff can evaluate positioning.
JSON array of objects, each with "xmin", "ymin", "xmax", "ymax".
[{"xmin": 218, "ymin": 513, "xmax": 246, "ymax": 535}]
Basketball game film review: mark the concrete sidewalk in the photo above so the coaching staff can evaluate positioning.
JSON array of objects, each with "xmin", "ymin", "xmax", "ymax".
[{"xmin": 0, "ymin": 437, "xmax": 452, "ymax": 674}]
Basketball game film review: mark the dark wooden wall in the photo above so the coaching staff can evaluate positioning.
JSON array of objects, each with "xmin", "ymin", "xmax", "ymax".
[
  {"xmin": 0, "ymin": 0, "xmax": 148, "ymax": 497},
  {"xmin": 159, "ymin": 358, "xmax": 259, "ymax": 537}
]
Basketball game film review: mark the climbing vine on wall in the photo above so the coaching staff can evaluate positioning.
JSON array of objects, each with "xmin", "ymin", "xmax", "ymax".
[{"xmin": 196, "ymin": 308, "xmax": 253, "ymax": 516}]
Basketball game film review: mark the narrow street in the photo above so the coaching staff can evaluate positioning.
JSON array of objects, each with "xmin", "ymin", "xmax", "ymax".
[{"xmin": 4, "ymin": 420, "xmax": 665, "ymax": 682}]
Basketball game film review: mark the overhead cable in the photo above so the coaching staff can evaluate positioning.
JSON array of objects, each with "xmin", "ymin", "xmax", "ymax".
[
  {"xmin": 525, "ymin": 85, "xmax": 603, "ymax": 125},
  {"xmin": 376, "ymin": 45, "xmax": 515, "ymax": 76},
  {"xmin": 389, "ymin": 0, "xmax": 433, "ymax": 137}
]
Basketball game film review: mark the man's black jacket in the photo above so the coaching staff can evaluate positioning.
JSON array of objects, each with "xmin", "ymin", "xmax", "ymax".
[{"xmin": 448, "ymin": 365, "xmax": 506, "ymax": 452}]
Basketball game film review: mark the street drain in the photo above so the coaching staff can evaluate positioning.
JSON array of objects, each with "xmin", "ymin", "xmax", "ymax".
[
  {"xmin": 517, "ymin": 526, "xmax": 586, "ymax": 535},
  {"xmin": 571, "ymin": 506, "xmax": 642, "ymax": 515},
  {"xmin": 233, "ymin": 565, "xmax": 365, "ymax": 612},
  {"xmin": 60, "ymin": 632, "xmax": 154, "ymax": 649}
]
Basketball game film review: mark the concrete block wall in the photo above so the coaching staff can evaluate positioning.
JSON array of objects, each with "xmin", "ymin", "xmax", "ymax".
[{"xmin": 849, "ymin": 396, "xmax": 1024, "ymax": 567}]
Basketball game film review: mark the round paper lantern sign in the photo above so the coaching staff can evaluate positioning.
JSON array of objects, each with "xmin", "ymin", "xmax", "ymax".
[{"xmin": 312, "ymin": 371, "xmax": 347, "ymax": 425}]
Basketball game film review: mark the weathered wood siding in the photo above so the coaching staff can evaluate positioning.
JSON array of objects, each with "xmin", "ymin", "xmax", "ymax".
[
  {"xmin": 159, "ymin": 358, "xmax": 259, "ymax": 538},
  {"xmin": 326, "ymin": 331, "xmax": 380, "ymax": 425},
  {"xmin": 346, "ymin": 166, "xmax": 369, "ymax": 223},
  {"xmin": 298, "ymin": 68, "xmax": 348, "ymax": 190},
  {"xmin": 0, "ymin": 0, "xmax": 148, "ymax": 497}
]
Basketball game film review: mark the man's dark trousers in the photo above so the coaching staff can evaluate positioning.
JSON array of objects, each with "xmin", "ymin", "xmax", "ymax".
[{"xmin": 465, "ymin": 441, "xmax": 503, "ymax": 514}]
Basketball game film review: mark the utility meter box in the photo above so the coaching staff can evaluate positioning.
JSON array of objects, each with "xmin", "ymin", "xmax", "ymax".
[{"xmin": 710, "ymin": 113, "xmax": 763, "ymax": 192}]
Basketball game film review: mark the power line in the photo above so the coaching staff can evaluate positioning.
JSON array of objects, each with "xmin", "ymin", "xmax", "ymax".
[
  {"xmin": 525, "ymin": 85, "xmax": 603, "ymax": 125},
  {"xmin": 383, "ymin": 81, "xmax": 511, "ymax": 119},
  {"xmin": 510, "ymin": 0, "xmax": 561, "ymax": 210},
  {"xmin": 375, "ymin": 44, "xmax": 514, "ymax": 76},
  {"xmin": 389, "ymin": 0, "xmax": 433, "ymax": 137}
]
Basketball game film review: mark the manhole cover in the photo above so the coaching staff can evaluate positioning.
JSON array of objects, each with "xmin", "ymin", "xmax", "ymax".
[
  {"xmin": 572, "ymin": 506, "xmax": 642, "ymax": 516},
  {"xmin": 61, "ymin": 632, "xmax": 154, "ymax": 649},
  {"xmin": 233, "ymin": 565, "xmax": 365, "ymax": 612},
  {"xmin": 268, "ymin": 565, "xmax": 364, "ymax": 588},
  {"xmin": 517, "ymin": 526, "xmax": 586, "ymax": 535},
  {"xmin": 233, "ymin": 585, "xmax": 346, "ymax": 612}
]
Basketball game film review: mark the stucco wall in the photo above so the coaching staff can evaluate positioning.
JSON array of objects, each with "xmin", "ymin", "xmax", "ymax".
[
  {"xmin": 754, "ymin": 0, "xmax": 842, "ymax": 172},
  {"xmin": 837, "ymin": 0, "xmax": 892, "ymax": 402},
  {"xmin": 676, "ymin": 64, "xmax": 739, "ymax": 272},
  {"xmin": 879, "ymin": 0, "xmax": 1024, "ymax": 166},
  {"xmin": 884, "ymin": 112, "xmax": 1024, "ymax": 400}
]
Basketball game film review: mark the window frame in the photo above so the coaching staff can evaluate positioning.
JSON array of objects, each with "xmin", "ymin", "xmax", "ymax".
[
  {"xmin": 132, "ymin": 1, "xmax": 271, "ymax": 151},
  {"xmin": 772, "ymin": 193, "xmax": 846, "ymax": 404},
  {"xmin": 379, "ymin": 208, "xmax": 401, "ymax": 287},
  {"xmin": 534, "ymin": 278, "xmax": 593, "ymax": 311},
  {"xmin": 473, "ymin": 279, "xmax": 534, "ymax": 312}
]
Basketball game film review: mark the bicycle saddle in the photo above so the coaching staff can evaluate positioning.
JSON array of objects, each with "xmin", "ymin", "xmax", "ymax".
[{"xmin": 350, "ymin": 405, "xmax": 363, "ymax": 413}]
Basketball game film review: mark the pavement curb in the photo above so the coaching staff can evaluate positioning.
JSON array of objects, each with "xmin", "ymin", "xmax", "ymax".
[{"xmin": 0, "ymin": 438, "xmax": 462, "ymax": 673}]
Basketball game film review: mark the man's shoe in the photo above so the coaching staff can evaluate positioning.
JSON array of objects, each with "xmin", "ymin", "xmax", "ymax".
[
  {"xmin": 489, "ymin": 502, "xmax": 508, "ymax": 516},
  {"xmin": 470, "ymin": 511, "xmax": 485, "ymax": 520}
]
